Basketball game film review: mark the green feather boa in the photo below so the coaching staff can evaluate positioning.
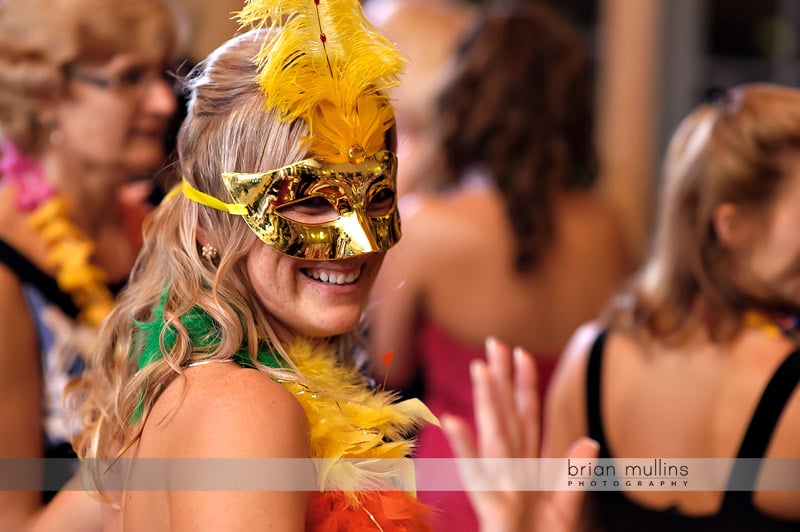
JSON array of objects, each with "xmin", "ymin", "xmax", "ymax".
[{"xmin": 131, "ymin": 292, "xmax": 279, "ymax": 421}]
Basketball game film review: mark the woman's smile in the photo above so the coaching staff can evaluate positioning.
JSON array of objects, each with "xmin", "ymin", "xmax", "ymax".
[{"xmin": 301, "ymin": 264, "xmax": 363, "ymax": 286}]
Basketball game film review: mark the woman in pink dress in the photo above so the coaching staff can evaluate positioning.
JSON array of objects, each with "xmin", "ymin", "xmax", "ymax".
[{"xmin": 367, "ymin": 4, "xmax": 634, "ymax": 530}]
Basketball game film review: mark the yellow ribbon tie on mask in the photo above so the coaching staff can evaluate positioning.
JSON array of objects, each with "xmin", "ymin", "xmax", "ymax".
[{"xmin": 179, "ymin": 178, "xmax": 249, "ymax": 216}]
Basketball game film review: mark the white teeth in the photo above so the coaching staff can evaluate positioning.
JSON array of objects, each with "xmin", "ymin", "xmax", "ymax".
[{"xmin": 306, "ymin": 268, "xmax": 360, "ymax": 285}]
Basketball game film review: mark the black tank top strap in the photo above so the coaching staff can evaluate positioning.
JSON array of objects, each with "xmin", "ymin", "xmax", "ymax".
[
  {"xmin": 722, "ymin": 347, "xmax": 800, "ymax": 508},
  {"xmin": 0, "ymin": 238, "xmax": 80, "ymax": 318},
  {"xmin": 585, "ymin": 328, "xmax": 611, "ymax": 458}
]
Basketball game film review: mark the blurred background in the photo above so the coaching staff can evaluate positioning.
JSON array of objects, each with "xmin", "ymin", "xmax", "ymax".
[
  {"xmin": 175, "ymin": 0, "xmax": 800, "ymax": 260},
  {"xmin": 529, "ymin": 0, "xmax": 800, "ymax": 260}
]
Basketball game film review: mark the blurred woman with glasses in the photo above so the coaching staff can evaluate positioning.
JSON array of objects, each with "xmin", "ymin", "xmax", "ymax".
[{"xmin": 0, "ymin": 0, "xmax": 179, "ymax": 527}]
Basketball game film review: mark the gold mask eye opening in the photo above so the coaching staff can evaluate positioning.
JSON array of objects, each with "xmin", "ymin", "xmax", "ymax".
[
  {"xmin": 276, "ymin": 196, "xmax": 339, "ymax": 224},
  {"xmin": 366, "ymin": 187, "xmax": 396, "ymax": 217}
]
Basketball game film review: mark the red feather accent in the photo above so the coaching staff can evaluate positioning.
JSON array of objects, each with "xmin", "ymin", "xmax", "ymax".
[
  {"xmin": 306, "ymin": 491, "xmax": 433, "ymax": 531},
  {"xmin": 380, "ymin": 350, "xmax": 395, "ymax": 369}
]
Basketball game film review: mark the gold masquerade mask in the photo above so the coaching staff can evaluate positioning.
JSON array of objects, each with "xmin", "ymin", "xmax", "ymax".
[
  {"xmin": 182, "ymin": 151, "xmax": 400, "ymax": 259},
  {"xmin": 181, "ymin": 0, "xmax": 405, "ymax": 260}
]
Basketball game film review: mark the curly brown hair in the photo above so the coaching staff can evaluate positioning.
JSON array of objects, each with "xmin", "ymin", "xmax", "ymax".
[{"xmin": 437, "ymin": 2, "xmax": 596, "ymax": 270}]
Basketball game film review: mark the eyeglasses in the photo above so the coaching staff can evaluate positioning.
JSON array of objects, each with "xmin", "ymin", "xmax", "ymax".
[{"xmin": 69, "ymin": 66, "xmax": 178, "ymax": 94}]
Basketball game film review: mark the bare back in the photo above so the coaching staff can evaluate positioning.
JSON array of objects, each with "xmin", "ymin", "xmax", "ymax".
[
  {"xmin": 422, "ymin": 184, "xmax": 631, "ymax": 350},
  {"xmin": 545, "ymin": 322, "xmax": 800, "ymax": 521},
  {"xmin": 369, "ymin": 179, "xmax": 633, "ymax": 389}
]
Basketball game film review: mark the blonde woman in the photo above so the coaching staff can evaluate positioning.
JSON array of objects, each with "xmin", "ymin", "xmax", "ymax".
[
  {"xmin": 14, "ymin": 0, "xmax": 603, "ymax": 527},
  {"xmin": 64, "ymin": 2, "xmax": 436, "ymax": 527},
  {"xmin": 545, "ymin": 84, "xmax": 800, "ymax": 530}
]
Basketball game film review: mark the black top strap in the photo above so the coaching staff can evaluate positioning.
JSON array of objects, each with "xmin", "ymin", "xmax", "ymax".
[
  {"xmin": 0, "ymin": 238, "xmax": 79, "ymax": 318},
  {"xmin": 723, "ymin": 348, "xmax": 800, "ymax": 505},
  {"xmin": 585, "ymin": 328, "xmax": 611, "ymax": 458},
  {"xmin": 584, "ymin": 326, "xmax": 800, "ymax": 527},
  {"xmin": 735, "ymin": 348, "xmax": 800, "ymax": 458},
  {"xmin": 587, "ymin": 329, "xmax": 800, "ymax": 463}
]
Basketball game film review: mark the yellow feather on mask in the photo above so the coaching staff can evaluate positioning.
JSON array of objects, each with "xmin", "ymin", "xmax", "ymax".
[{"xmin": 236, "ymin": 0, "xmax": 405, "ymax": 162}]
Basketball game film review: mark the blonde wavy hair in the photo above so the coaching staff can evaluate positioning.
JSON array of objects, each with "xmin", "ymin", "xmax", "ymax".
[
  {"xmin": 609, "ymin": 83, "xmax": 800, "ymax": 342},
  {"xmin": 0, "ymin": 0, "xmax": 178, "ymax": 154},
  {"xmin": 69, "ymin": 29, "xmax": 340, "ymax": 475}
]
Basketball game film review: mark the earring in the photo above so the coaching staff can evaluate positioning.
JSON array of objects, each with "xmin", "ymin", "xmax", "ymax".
[{"xmin": 201, "ymin": 243, "xmax": 218, "ymax": 261}]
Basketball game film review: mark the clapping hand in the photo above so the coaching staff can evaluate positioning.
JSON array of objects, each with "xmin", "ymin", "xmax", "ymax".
[{"xmin": 441, "ymin": 338, "xmax": 598, "ymax": 532}]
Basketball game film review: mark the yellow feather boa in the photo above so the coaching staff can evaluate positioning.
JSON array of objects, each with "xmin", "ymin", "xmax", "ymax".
[{"xmin": 281, "ymin": 339, "xmax": 438, "ymax": 494}]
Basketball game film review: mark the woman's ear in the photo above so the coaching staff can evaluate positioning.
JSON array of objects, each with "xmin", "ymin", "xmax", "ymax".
[
  {"xmin": 196, "ymin": 222, "xmax": 220, "ymax": 262},
  {"xmin": 713, "ymin": 202, "xmax": 756, "ymax": 250},
  {"xmin": 196, "ymin": 223, "xmax": 211, "ymax": 248}
]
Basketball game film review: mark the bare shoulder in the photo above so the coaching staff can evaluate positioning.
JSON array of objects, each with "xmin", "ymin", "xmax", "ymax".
[
  {"xmin": 399, "ymin": 187, "xmax": 484, "ymax": 228},
  {"xmin": 132, "ymin": 363, "xmax": 310, "ymax": 531},
  {"xmin": 397, "ymin": 186, "xmax": 504, "ymax": 263},
  {"xmin": 397, "ymin": 192, "xmax": 453, "ymax": 235},
  {"xmin": 0, "ymin": 261, "xmax": 25, "ymax": 310},
  {"xmin": 564, "ymin": 193, "xmax": 627, "ymax": 243},
  {"xmin": 0, "ymin": 253, "xmax": 37, "ymax": 367},
  {"xmin": 557, "ymin": 192, "xmax": 636, "ymax": 275},
  {"xmin": 0, "ymin": 190, "xmax": 45, "ymax": 264},
  {"xmin": 0, "ymin": 233, "xmax": 43, "ymax": 529},
  {"xmin": 388, "ymin": 191, "xmax": 467, "ymax": 271},
  {"xmin": 542, "ymin": 321, "xmax": 604, "ymax": 456},
  {"xmin": 0, "ymin": 250, "xmax": 23, "ymax": 294},
  {"xmin": 562, "ymin": 190, "xmax": 617, "ymax": 220},
  {"xmin": 142, "ymin": 363, "xmax": 309, "ymax": 458}
]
